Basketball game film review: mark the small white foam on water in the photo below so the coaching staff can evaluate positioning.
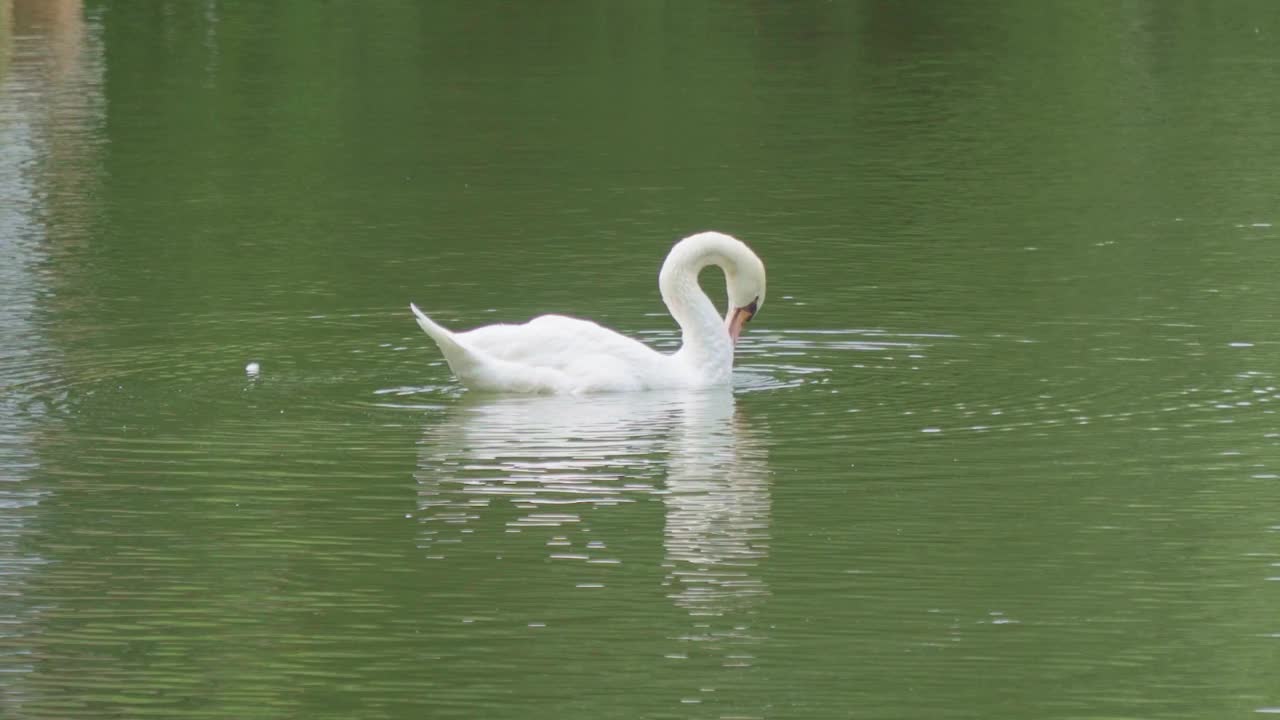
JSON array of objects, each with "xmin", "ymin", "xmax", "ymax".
[{"xmin": 245, "ymin": 361, "xmax": 260, "ymax": 377}]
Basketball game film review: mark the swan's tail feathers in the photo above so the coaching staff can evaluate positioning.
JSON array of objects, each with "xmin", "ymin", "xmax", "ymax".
[{"xmin": 409, "ymin": 303, "xmax": 483, "ymax": 379}]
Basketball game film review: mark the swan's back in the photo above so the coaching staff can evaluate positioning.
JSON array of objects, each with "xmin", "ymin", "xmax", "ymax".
[
  {"xmin": 458, "ymin": 315, "xmax": 682, "ymax": 393},
  {"xmin": 462, "ymin": 315, "xmax": 652, "ymax": 364}
]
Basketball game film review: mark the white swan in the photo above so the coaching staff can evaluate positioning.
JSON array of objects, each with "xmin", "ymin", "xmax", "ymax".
[{"xmin": 409, "ymin": 231, "xmax": 766, "ymax": 394}]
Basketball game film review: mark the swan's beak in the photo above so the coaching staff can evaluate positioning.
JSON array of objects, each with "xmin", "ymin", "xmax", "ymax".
[{"xmin": 727, "ymin": 302, "xmax": 756, "ymax": 344}]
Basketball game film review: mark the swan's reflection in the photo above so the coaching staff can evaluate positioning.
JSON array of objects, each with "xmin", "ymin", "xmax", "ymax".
[
  {"xmin": 658, "ymin": 389, "xmax": 771, "ymax": 619},
  {"xmin": 414, "ymin": 388, "xmax": 771, "ymax": 623}
]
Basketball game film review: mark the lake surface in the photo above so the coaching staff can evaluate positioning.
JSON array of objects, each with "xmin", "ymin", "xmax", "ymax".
[{"xmin": 3, "ymin": 2, "xmax": 1280, "ymax": 717}]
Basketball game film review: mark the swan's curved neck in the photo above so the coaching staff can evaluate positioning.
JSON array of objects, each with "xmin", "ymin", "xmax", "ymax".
[{"xmin": 658, "ymin": 233, "xmax": 741, "ymax": 366}]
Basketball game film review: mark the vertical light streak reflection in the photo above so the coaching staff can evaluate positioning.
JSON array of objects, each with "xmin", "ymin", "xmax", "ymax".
[{"xmin": 0, "ymin": 1, "xmax": 104, "ymax": 712}]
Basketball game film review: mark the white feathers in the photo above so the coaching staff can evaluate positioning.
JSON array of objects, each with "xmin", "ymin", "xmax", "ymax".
[{"xmin": 410, "ymin": 231, "xmax": 766, "ymax": 394}]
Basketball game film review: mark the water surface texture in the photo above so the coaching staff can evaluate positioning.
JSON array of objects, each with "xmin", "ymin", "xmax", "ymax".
[{"xmin": 3, "ymin": 2, "xmax": 1280, "ymax": 718}]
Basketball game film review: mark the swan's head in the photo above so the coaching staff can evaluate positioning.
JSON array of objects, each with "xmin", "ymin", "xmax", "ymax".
[
  {"xmin": 660, "ymin": 231, "xmax": 767, "ymax": 346},
  {"xmin": 722, "ymin": 238, "xmax": 766, "ymax": 345}
]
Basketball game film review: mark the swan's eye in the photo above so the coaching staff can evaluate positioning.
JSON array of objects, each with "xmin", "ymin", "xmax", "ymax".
[{"xmin": 745, "ymin": 298, "xmax": 759, "ymax": 320}]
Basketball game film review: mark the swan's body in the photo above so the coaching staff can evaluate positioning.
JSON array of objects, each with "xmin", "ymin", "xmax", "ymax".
[{"xmin": 410, "ymin": 231, "xmax": 766, "ymax": 394}]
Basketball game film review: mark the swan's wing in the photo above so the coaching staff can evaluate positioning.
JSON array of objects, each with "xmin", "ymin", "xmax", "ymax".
[
  {"xmin": 413, "ymin": 307, "xmax": 681, "ymax": 393},
  {"xmin": 413, "ymin": 305, "xmax": 585, "ymax": 393},
  {"xmin": 459, "ymin": 314, "xmax": 666, "ymax": 370}
]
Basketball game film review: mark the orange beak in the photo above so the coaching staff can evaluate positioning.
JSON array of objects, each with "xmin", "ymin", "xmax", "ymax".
[{"xmin": 727, "ymin": 305, "xmax": 755, "ymax": 344}]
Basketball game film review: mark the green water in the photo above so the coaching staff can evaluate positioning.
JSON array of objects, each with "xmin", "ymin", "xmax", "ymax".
[{"xmin": 4, "ymin": 2, "xmax": 1280, "ymax": 717}]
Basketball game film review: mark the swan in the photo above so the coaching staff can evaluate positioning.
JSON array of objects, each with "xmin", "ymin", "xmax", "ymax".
[{"xmin": 409, "ymin": 231, "xmax": 766, "ymax": 394}]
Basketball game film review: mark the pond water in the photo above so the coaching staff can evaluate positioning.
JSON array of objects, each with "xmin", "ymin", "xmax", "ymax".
[{"xmin": 3, "ymin": 2, "xmax": 1280, "ymax": 718}]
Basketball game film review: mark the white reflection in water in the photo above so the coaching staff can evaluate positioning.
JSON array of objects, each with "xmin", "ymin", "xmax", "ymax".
[
  {"xmin": 659, "ymin": 389, "xmax": 770, "ymax": 620},
  {"xmin": 414, "ymin": 388, "xmax": 771, "ymax": 626}
]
